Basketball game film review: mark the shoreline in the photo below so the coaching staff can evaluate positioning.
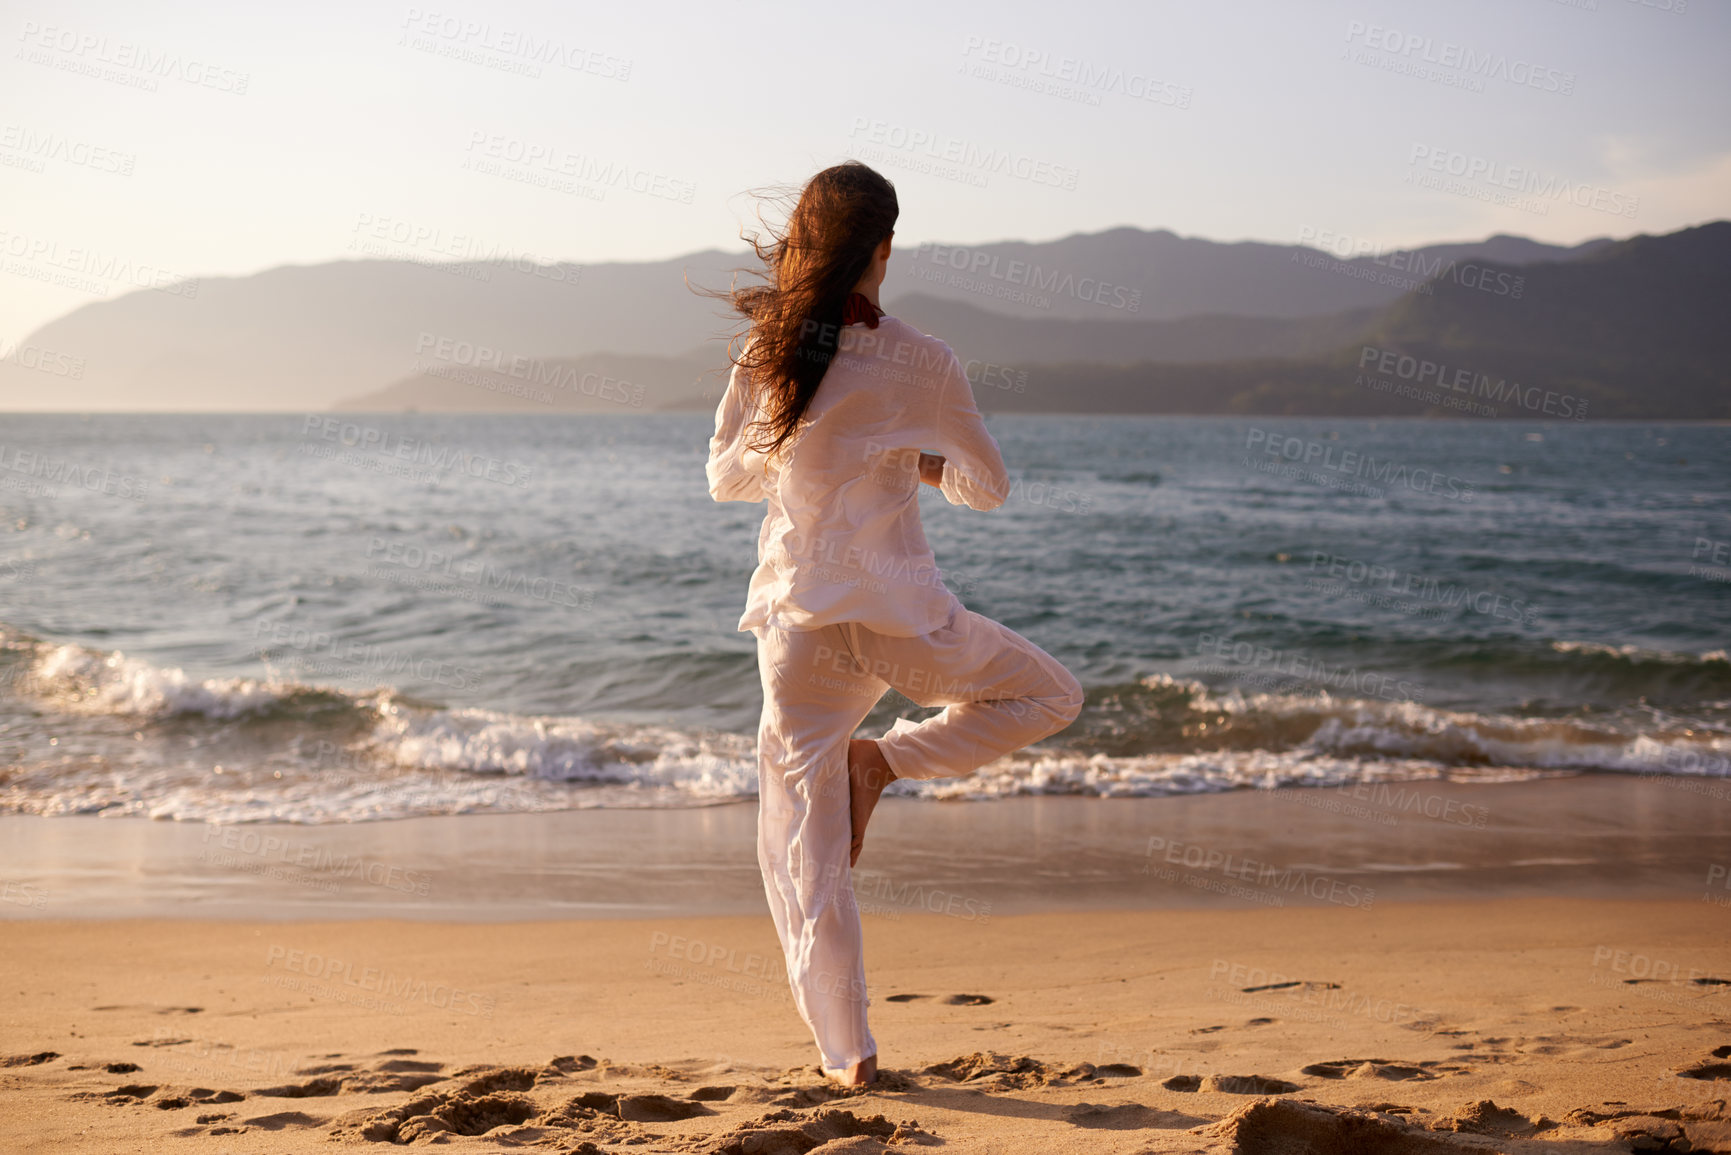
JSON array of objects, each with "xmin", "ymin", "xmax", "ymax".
[{"xmin": 3, "ymin": 773, "xmax": 1725, "ymax": 920}]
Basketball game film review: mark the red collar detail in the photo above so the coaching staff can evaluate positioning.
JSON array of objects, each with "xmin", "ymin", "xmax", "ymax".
[{"xmin": 841, "ymin": 292, "xmax": 884, "ymax": 328}]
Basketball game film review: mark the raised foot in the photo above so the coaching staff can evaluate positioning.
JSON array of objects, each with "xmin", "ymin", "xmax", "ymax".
[{"xmin": 847, "ymin": 739, "xmax": 897, "ymax": 868}]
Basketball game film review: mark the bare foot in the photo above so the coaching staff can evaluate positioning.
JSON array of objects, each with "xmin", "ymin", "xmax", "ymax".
[
  {"xmin": 848, "ymin": 739, "xmax": 896, "ymax": 868},
  {"xmin": 832, "ymin": 1052, "xmax": 878, "ymax": 1087}
]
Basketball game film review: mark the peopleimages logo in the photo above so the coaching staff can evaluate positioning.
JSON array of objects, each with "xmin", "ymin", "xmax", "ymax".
[
  {"xmin": 1144, "ymin": 836, "xmax": 1377, "ymax": 908},
  {"xmin": 399, "ymin": 8, "xmax": 632, "ymax": 80},
  {"xmin": 913, "ymin": 242, "xmax": 1142, "ymax": 313},
  {"xmin": 265, "ymin": 945, "xmax": 493, "ymax": 1016},
  {"xmin": 461, "ymin": 130, "xmax": 694, "ymax": 203},
  {"xmin": 1294, "ymin": 226, "xmax": 1525, "ymax": 299},
  {"xmin": 0, "ymin": 227, "xmax": 198, "ymax": 297},
  {"xmin": 848, "ymin": 118, "xmax": 1079, "ymax": 190},
  {"xmin": 1407, "ymin": 145, "xmax": 1639, "ymax": 220},
  {"xmin": 1244, "ymin": 428, "xmax": 1476, "ymax": 503},
  {"xmin": 957, "ymin": 36, "xmax": 1193, "ymax": 109},
  {"xmin": 0, "ymin": 338, "xmax": 85, "ymax": 378},
  {"xmin": 300, "ymin": 416, "xmax": 533, "ymax": 487},
  {"xmin": 1308, "ymin": 550, "xmax": 1540, "ymax": 626},
  {"xmin": 0, "ymin": 123, "xmax": 136, "ymax": 175},
  {"xmin": 16, "ymin": 20, "xmax": 252, "ymax": 94},
  {"xmin": 413, "ymin": 333, "xmax": 642, "ymax": 406},
  {"xmin": 1343, "ymin": 21, "xmax": 1576, "ymax": 94},
  {"xmin": 1357, "ymin": 346, "xmax": 1588, "ymax": 420},
  {"xmin": 207, "ymin": 827, "xmax": 431, "ymax": 894},
  {"xmin": 1196, "ymin": 632, "xmax": 1425, "ymax": 703},
  {"xmin": 0, "ymin": 443, "xmax": 150, "ymax": 500}
]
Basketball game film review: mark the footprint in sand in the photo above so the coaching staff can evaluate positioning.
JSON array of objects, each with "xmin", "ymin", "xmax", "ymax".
[
  {"xmin": 1510, "ymin": 1033, "xmax": 1632, "ymax": 1057},
  {"xmin": 1565, "ymin": 1103, "xmax": 1731, "ymax": 1151},
  {"xmin": 334, "ymin": 1064, "xmax": 719, "ymax": 1144},
  {"xmin": 1091, "ymin": 1064, "xmax": 1142, "ymax": 1078},
  {"xmin": 93, "ymin": 1004, "xmax": 203, "ymax": 1015},
  {"xmin": 255, "ymin": 1053, "xmax": 449, "ymax": 1097},
  {"xmin": 1301, "ymin": 1059, "xmax": 1444, "ymax": 1082},
  {"xmin": 1064, "ymin": 1102, "xmax": 1209, "ymax": 1130},
  {"xmin": 706, "ymin": 1107, "xmax": 934, "ymax": 1152},
  {"xmin": 85, "ymin": 1083, "xmax": 246, "ymax": 1111},
  {"xmin": 0, "ymin": 1051, "xmax": 58, "ymax": 1067},
  {"xmin": 1240, "ymin": 979, "xmax": 1341, "ymax": 994},
  {"xmin": 884, "ymin": 993, "xmax": 994, "ymax": 1005},
  {"xmin": 1678, "ymin": 1043, "xmax": 1731, "ymax": 1080},
  {"xmin": 557, "ymin": 1091, "xmax": 716, "ymax": 1122},
  {"xmin": 766, "ymin": 1068, "xmax": 920, "ymax": 1107},
  {"xmin": 344, "ymin": 1090, "xmax": 539, "ymax": 1141},
  {"xmin": 1162, "ymin": 1073, "xmax": 1300, "ymax": 1095},
  {"xmin": 1206, "ymin": 1099, "xmax": 1472, "ymax": 1152},
  {"xmin": 922, "ymin": 1053, "xmax": 1100, "ymax": 1090},
  {"xmin": 256, "ymin": 1077, "xmax": 345, "ymax": 1098},
  {"xmin": 1434, "ymin": 1099, "xmax": 1556, "ymax": 1138},
  {"xmin": 242, "ymin": 1110, "xmax": 326, "ymax": 1131}
]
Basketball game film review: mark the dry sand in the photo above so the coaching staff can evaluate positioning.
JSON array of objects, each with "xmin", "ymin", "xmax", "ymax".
[{"xmin": 4, "ymin": 897, "xmax": 1728, "ymax": 1153}]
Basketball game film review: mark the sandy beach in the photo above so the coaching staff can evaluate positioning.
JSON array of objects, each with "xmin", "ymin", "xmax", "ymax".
[
  {"xmin": 3, "ymin": 899, "xmax": 1728, "ymax": 1153},
  {"xmin": 4, "ymin": 777, "xmax": 1729, "ymax": 1153}
]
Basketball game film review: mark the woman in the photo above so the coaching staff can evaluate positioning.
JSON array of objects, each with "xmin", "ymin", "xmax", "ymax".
[{"xmin": 705, "ymin": 161, "xmax": 1084, "ymax": 1086}]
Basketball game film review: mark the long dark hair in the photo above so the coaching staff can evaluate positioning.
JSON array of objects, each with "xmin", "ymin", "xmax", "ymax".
[{"xmin": 699, "ymin": 162, "xmax": 899, "ymax": 459}]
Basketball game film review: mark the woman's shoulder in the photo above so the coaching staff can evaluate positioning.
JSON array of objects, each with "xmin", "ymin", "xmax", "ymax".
[
  {"xmin": 874, "ymin": 313, "xmax": 942, "ymax": 346},
  {"xmin": 859, "ymin": 315, "xmax": 960, "ymax": 373}
]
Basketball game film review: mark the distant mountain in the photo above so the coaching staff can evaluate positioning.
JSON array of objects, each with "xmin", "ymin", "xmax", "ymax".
[
  {"xmin": 0, "ymin": 251, "xmax": 747, "ymax": 412},
  {"xmin": 887, "ymin": 293, "xmax": 1382, "ymax": 367},
  {"xmin": 881, "ymin": 228, "xmax": 1611, "ymax": 322},
  {"xmin": 332, "ymin": 295, "xmax": 1389, "ymax": 415},
  {"xmin": 0, "ymin": 226, "xmax": 1612, "ymax": 412},
  {"xmin": 972, "ymin": 222, "xmax": 1731, "ymax": 419},
  {"xmin": 333, "ymin": 349, "xmax": 723, "ymax": 413}
]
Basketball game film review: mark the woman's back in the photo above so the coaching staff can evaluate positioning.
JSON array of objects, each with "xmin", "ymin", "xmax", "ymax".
[{"xmin": 707, "ymin": 314, "xmax": 1009, "ymax": 637}]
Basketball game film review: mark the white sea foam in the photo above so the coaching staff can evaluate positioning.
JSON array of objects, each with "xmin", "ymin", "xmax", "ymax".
[
  {"xmin": 32, "ymin": 642, "xmax": 290, "ymax": 719},
  {"xmin": 2, "ymin": 633, "xmax": 1725, "ymax": 823}
]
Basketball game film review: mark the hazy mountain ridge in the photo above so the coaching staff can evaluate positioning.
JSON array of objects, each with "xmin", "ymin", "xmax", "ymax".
[
  {"xmin": 332, "ymin": 349, "xmax": 726, "ymax": 414},
  {"xmin": 974, "ymin": 222, "xmax": 1731, "ymax": 419},
  {"xmin": 883, "ymin": 226, "xmax": 1610, "ymax": 321},
  {"xmin": 0, "ymin": 225, "xmax": 1617, "ymax": 413}
]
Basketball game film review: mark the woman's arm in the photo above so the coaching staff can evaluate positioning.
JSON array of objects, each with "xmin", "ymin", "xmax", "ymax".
[
  {"xmin": 932, "ymin": 348, "xmax": 1009, "ymax": 511},
  {"xmin": 706, "ymin": 357, "xmax": 768, "ymax": 503},
  {"xmin": 918, "ymin": 452, "xmax": 945, "ymax": 486}
]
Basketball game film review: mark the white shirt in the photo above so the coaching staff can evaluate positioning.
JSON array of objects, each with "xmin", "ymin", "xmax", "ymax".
[{"xmin": 707, "ymin": 314, "xmax": 1010, "ymax": 636}]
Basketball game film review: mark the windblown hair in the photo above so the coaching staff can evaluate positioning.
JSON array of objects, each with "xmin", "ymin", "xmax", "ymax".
[{"xmin": 700, "ymin": 162, "xmax": 899, "ymax": 460}]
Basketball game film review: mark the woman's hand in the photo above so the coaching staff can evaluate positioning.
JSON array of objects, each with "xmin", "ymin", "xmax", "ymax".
[{"xmin": 918, "ymin": 452, "xmax": 946, "ymax": 487}]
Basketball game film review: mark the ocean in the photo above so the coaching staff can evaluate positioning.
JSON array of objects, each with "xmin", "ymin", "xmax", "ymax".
[{"xmin": 1, "ymin": 412, "xmax": 1726, "ymax": 824}]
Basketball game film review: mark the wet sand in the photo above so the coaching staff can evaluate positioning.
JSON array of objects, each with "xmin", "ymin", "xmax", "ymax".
[{"xmin": 2, "ymin": 773, "xmax": 1725, "ymax": 920}]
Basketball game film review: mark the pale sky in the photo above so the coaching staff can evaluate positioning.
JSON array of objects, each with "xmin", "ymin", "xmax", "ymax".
[{"xmin": 2, "ymin": 0, "xmax": 1727, "ymax": 340}]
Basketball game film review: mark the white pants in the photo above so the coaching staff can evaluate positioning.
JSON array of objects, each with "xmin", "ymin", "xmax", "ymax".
[{"xmin": 750, "ymin": 604, "xmax": 1085, "ymax": 1071}]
